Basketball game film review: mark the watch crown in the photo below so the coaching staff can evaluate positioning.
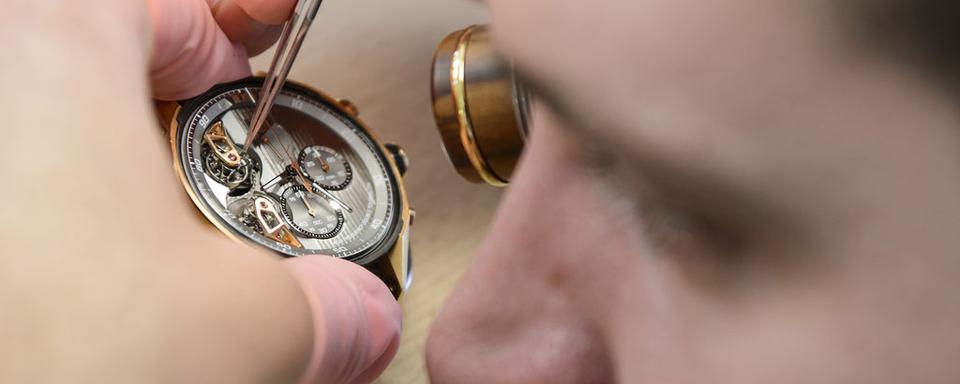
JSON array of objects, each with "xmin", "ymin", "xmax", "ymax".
[
  {"xmin": 385, "ymin": 143, "xmax": 409, "ymax": 176},
  {"xmin": 337, "ymin": 99, "xmax": 359, "ymax": 116}
]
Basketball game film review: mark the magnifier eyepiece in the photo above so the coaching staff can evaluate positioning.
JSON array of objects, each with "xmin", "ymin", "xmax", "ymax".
[{"xmin": 431, "ymin": 25, "xmax": 529, "ymax": 187}]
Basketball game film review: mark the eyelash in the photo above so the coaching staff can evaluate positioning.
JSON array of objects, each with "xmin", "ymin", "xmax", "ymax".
[
  {"xmin": 577, "ymin": 145, "xmax": 686, "ymax": 237},
  {"xmin": 575, "ymin": 143, "xmax": 738, "ymax": 260}
]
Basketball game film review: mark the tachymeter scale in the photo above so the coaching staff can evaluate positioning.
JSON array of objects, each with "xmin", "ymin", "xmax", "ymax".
[{"xmin": 177, "ymin": 84, "xmax": 399, "ymax": 260}]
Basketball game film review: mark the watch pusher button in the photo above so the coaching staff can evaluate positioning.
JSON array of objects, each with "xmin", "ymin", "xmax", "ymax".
[
  {"xmin": 337, "ymin": 99, "xmax": 359, "ymax": 116},
  {"xmin": 409, "ymin": 209, "xmax": 417, "ymax": 227},
  {"xmin": 385, "ymin": 143, "xmax": 409, "ymax": 176}
]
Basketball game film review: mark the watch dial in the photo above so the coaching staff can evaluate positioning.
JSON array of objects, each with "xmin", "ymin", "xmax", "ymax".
[{"xmin": 176, "ymin": 84, "xmax": 400, "ymax": 261}]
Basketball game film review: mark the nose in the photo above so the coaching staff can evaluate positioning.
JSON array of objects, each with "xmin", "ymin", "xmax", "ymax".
[{"xmin": 425, "ymin": 126, "xmax": 614, "ymax": 383}]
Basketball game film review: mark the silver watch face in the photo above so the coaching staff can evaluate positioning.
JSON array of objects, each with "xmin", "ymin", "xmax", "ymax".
[{"xmin": 175, "ymin": 82, "xmax": 401, "ymax": 262}]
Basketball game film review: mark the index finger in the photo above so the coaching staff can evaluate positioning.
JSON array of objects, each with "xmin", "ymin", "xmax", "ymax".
[
  {"xmin": 230, "ymin": 0, "xmax": 300, "ymax": 25},
  {"xmin": 208, "ymin": 0, "xmax": 299, "ymax": 55}
]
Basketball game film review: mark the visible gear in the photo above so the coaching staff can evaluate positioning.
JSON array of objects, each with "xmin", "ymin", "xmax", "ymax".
[
  {"xmin": 174, "ymin": 82, "xmax": 402, "ymax": 261},
  {"xmin": 239, "ymin": 204, "xmax": 262, "ymax": 233},
  {"xmin": 202, "ymin": 144, "xmax": 262, "ymax": 192}
]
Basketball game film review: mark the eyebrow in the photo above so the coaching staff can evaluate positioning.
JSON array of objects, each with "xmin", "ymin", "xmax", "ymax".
[
  {"xmin": 512, "ymin": 65, "xmax": 587, "ymax": 130},
  {"xmin": 512, "ymin": 63, "xmax": 626, "ymax": 162}
]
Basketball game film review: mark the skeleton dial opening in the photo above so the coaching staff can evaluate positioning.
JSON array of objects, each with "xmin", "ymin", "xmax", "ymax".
[{"xmin": 177, "ymin": 85, "xmax": 399, "ymax": 260}]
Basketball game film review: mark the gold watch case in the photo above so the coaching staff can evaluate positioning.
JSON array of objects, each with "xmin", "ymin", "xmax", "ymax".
[{"xmin": 156, "ymin": 78, "xmax": 413, "ymax": 298}]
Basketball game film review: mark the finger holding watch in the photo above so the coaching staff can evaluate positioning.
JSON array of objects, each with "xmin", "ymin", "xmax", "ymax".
[{"xmin": 149, "ymin": 0, "xmax": 297, "ymax": 100}]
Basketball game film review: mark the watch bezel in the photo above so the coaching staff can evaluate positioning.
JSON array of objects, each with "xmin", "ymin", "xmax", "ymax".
[{"xmin": 168, "ymin": 77, "xmax": 409, "ymax": 274}]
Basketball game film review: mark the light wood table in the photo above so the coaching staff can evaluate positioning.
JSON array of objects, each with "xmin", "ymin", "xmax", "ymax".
[{"xmin": 251, "ymin": 1, "xmax": 500, "ymax": 382}]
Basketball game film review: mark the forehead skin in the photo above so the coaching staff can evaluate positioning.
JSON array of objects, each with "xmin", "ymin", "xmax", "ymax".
[
  {"xmin": 484, "ymin": 0, "xmax": 960, "ymax": 224},
  {"xmin": 485, "ymin": 0, "xmax": 842, "ymax": 148}
]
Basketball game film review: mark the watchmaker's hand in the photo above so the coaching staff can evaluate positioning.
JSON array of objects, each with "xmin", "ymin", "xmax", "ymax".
[{"xmin": 149, "ymin": 0, "xmax": 298, "ymax": 100}]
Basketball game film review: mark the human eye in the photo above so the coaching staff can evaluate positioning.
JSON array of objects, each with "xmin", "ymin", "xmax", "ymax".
[{"xmin": 571, "ymin": 134, "xmax": 762, "ymax": 272}]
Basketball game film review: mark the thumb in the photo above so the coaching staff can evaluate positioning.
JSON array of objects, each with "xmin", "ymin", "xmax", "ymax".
[
  {"xmin": 148, "ymin": 0, "xmax": 252, "ymax": 100},
  {"xmin": 285, "ymin": 257, "xmax": 403, "ymax": 384}
]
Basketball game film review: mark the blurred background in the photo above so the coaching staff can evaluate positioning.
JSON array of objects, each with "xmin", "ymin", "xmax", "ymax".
[{"xmin": 251, "ymin": 0, "xmax": 499, "ymax": 382}]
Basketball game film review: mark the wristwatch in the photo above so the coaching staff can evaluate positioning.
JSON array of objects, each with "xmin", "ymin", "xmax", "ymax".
[{"xmin": 155, "ymin": 77, "xmax": 413, "ymax": 298}]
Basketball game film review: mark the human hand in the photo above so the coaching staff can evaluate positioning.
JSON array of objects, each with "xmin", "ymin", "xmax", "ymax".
[
  {"xmin": 148, "ymin": 1, "xmax": 403, "ymax": 382},
  {"xmin": 150, "ymin": 0, "xmax": 290, "ymax": 100},
  {"xmin": 0, "ymin": 1, "xmax": 397, "ymax": 382}
]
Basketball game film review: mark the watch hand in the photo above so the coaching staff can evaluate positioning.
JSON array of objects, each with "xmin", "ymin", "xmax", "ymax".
[
  {"xmin": 262, "ymin": 173, "xmax": 284, "ymax": 191},
  {"xmin": 298, "ymin": 190, "xmax": 318, "ymax": 217},
  {"xmin": 246, "ymin": 114, "xmax": 308, "ymax": 191},
  {"xmin": 277, "ymin": 135, "xmax": 320, "ymax": 192},
  {"xmin": 261, "ymin": 163, "xmax": 315, "ymax": 217},
  {"xmin": 318, "ymin": 155, "xmax": 331, "ymax": 173},
  {"xmin": 309, "ymin": 183, "xmax": 354, "ymax": 214},
  {"xmin": 289, "ymin": 161, "xmax": 354, "ymax": 213},
  {"xmin": 242, "ymin": 112, "xmax": 352, "ymax": 215}
]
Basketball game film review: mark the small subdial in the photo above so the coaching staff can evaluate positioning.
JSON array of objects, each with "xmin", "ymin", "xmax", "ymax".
[
  {"xmin": 280, "ymin": 185, "xmax": 345, "ymax": 239},
  {"xmin": 300, "ymin": 145, "xmax": 353, "ymax": 191}
]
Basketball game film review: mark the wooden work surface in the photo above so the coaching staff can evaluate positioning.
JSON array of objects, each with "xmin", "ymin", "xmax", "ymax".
[{"xmin": 251, "ymin": 1, "xmax": 498, "ymax": 382}]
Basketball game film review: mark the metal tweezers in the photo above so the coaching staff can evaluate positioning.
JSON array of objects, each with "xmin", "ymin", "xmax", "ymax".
[{"xmin": 244, "ymin": 0, "xmax": 325, "ymax": 150}]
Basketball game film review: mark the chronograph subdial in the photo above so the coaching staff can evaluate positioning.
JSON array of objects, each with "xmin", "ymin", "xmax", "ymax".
[
  {"xmin": 280, "ymin": 185, "xmax": 345, "ymax": 239},
  {"xmin": 299, "ymin": 145, "xmax": 353, "ymax": 191}
]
